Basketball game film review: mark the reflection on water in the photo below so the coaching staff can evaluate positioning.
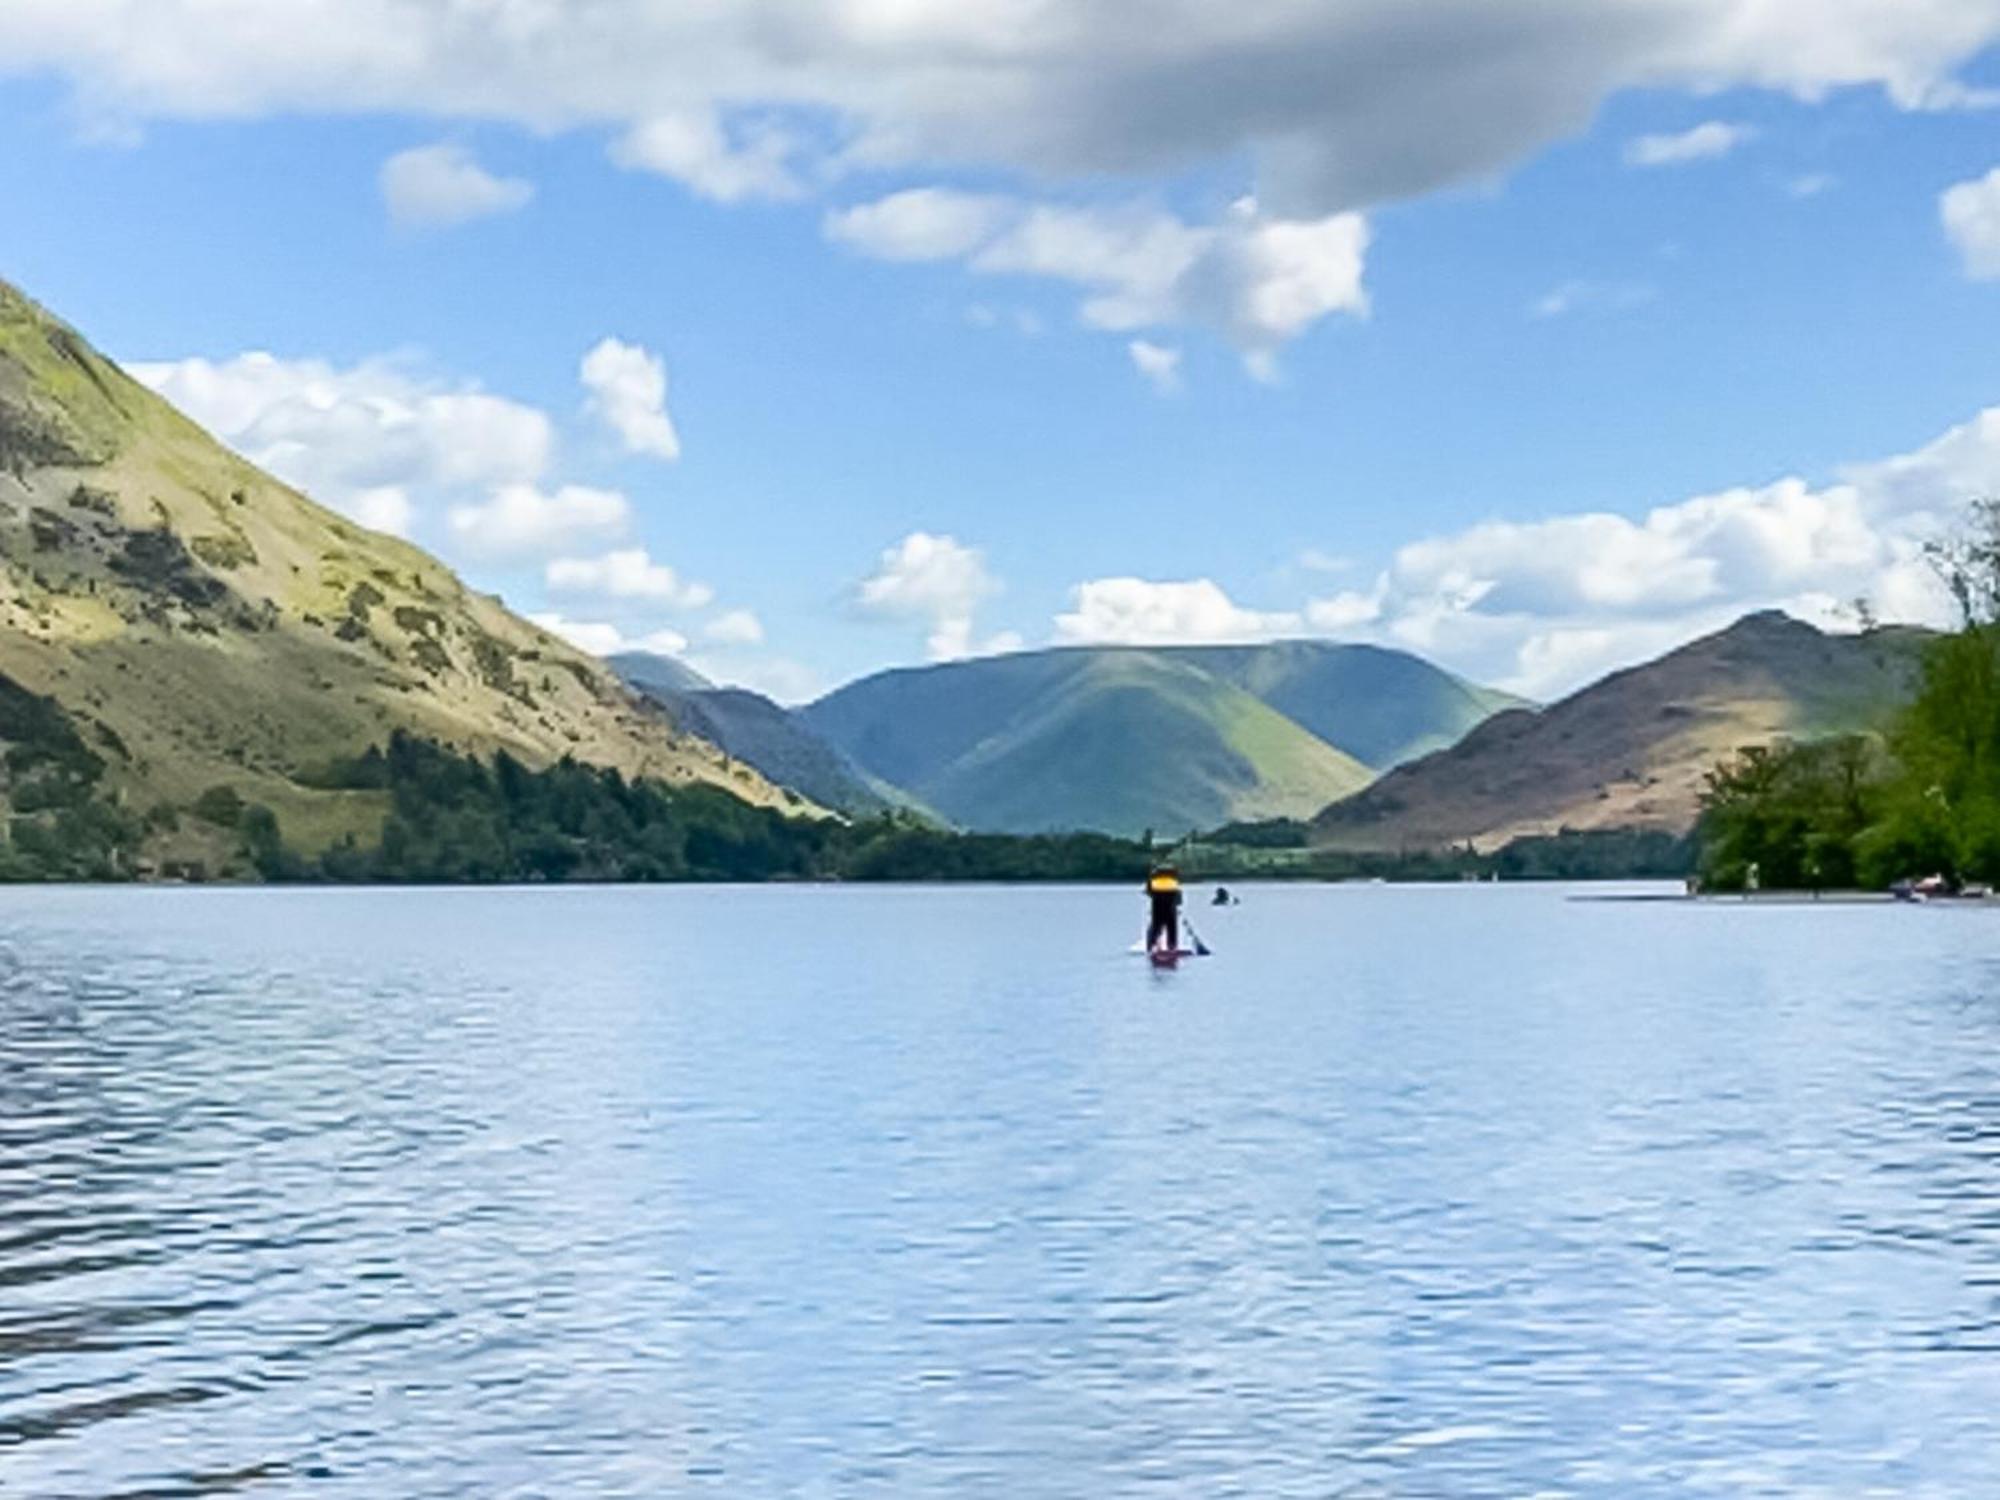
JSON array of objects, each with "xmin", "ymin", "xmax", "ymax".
[{"xmin": 2, "ymin": 883, "xmax": 1999, "ymax": 1497}]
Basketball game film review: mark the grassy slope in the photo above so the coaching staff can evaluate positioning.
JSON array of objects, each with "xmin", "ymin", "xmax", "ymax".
[
  {"xmin": 808, "ymin": 649, "xmax": 1374, "ymax": 836},
  {"xmin": 1167, "ymin": 640, "xmax": 1527, "ymax": 769},
  {"xmin": 1312, "ymin": 611, "xmax": 1931, "ymax": 851},
  {"xmin": 0, "ymin": 279, "xmax": 801, "ymax": 855}
]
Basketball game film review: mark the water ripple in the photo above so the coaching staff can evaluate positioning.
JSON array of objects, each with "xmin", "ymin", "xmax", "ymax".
[{"xmin": 0, "ymin": 884, "xmax": 1998, "ymax": 1495}]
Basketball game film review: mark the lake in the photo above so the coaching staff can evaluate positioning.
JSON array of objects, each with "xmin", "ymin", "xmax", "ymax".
[{"xmin": 2, "ymin": 883, "xmax": 1998, "ymax": 1497}]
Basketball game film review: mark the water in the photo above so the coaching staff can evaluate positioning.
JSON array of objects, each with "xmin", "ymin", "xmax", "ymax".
[{"xmin": 1, "ymin": 883, "xmax": 1998, "ymax": 1497}]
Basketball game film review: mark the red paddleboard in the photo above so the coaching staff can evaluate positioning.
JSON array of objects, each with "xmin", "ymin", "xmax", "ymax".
[{"xmin": 1148, "ymin": 948, "xmax": 1193, "ymax": 966}]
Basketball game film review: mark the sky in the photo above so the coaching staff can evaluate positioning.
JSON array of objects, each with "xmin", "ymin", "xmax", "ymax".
[{"xmin": 1, "ymin": 2, "xmax": 1999, "ymax": 703}]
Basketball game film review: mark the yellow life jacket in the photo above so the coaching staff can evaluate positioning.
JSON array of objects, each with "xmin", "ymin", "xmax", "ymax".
[{"xmin": 1147, "ymin": 874, "xmax": 1180, "ymax": 894}]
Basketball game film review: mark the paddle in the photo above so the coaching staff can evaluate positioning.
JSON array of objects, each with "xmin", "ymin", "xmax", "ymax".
[{"xmin": 1183, "ymin": 917, "xmax": 1212, "ymax": 957}]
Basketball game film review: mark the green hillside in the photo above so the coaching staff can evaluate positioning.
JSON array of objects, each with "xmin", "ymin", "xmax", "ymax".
[
  {"xmin": 1313, "ymin": 611, "xmax": 1931, "ymax": 852},
  {"xmin": 802, "ymin": 641, "xmax": 1512, "ymax": 837},
  {"xmin": 0, "ymin": 277, "xmax": 804, "ymax": 876},
  {"xmin": 1167, "ymin": 640, "xmax": 1526, "ymax": 768}
]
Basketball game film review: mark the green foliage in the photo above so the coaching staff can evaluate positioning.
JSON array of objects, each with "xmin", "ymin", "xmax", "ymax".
[
  {"xmin": 193, "ymin": 784, "xmax": 246, "ymax": 826},
  {"xmin": 838, "ymin": 824, "xmax": 1152, "ymax": 881},
  {"xmin": 0, "ymin": 669, "xmax": 143, "ymax": 879},
  {"xmin": 1492, "ymin": 827, "xmax": 1695, "ymax": 881},
  {"xmin": 286, "ymin": 736, "xmax": 1149, "ymax": 884},
  {"xmin": 1698, "ymin": 737, "xmax": 1882, "ymax": 890},
  {"xmin": 1206, "ymin": 818, "xmax": 1313, "ymax": 848},
  {"xmin": 299, "ymin": 733, "xmax": 835, "ymax": 882}
]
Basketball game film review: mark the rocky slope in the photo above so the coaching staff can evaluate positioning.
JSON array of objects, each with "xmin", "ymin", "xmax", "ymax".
[{"xmin": 1312, "ymin": 611, "xmax": 1930, "ymax": 851}]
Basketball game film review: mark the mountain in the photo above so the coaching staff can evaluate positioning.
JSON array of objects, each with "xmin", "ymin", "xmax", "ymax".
[
  {"xmin": 611, "ymin": 654, "xmax": 912, "ymax": 817},
  {"xmin": 1311, "ymin": 611, "xmax": 1932, "ymax": 851},
  {"xmin": 1140, "ymin": 641, "xmax": 1523, "ymax": 768},
  {"xmin": 607, "ymin": 650, "xmax": 712, "ymax": 699},
  {"xmin": 801, "ymin": 642, "xmax": 1512, "ymax": 837},
  {"xmin": 0, "ymin": 278, "xmax": 800, "ymax": 870}
]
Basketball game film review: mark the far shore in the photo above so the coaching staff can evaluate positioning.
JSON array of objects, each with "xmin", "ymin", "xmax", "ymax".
[{"xmin": 1576, "ymin": 889, "xmax": 1998, "ymax": 906}]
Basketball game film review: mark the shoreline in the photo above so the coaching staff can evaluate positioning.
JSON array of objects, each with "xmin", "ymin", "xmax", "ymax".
[{"xmin": 1575, "ymin": 890, "xmax": 1998, "ymax": 906}]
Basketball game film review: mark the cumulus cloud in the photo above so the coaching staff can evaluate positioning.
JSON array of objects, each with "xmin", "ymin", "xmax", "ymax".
[
  {"xmin": 447, "ymin": 484, "xmax": 630, "ymax": 560},
  {"xmin": 129, "ymin": 352, "xmax": 553, "ymax": 535},
  {"xmin": 6, "ymin": 3, "xmax": 1997, "ymax": 219},
  {"xmin": 1054, "ymin": 578, "xmax": 1301, "ymax": 645},
  {"xmin": 855, "ymin": 531, "xmax": 1011, "ymax": 659},
  {"xmin": 1941, "ymin": 165, "xmax": 2000, "ymax": 279},
  {"xmin": 832, "ymin": 190, "xmax": 1367, "ymax": 369},
  {"xmin": 580, "ymin": 337, "xmax": 681, "ymax": 461},
  {"xmin": 529, "ymin": 612, "xmax": 689, "ymax": 660},
  {"xmin": 824, "ymin": 188, "xmax": 1017, "ymax": 261},
  {"xmin": 378, "ymin": 142, "xmax": 533, "ymax": 226},
  {"xmin": 1127, "ymin": 339, "xmax": 1182, "ymax": 394},
  {"xmin": 610, "ymin": 107, "xmax": 804, "ymax": 202},
  {"xmin": 347, "ymin": 487, "xmax": 416, "ymax": 536},
  {"xmin": 690, "ymin": 651, "xmax": 824, "ymax": 704},
  {"xmin": 544, "ymin": 548, "xmax": 713, "ymax": 608},
  {"xmin": 1623, "ymin": 121, "xmax": 1756, "ymax": 168},
  {"xmin": 1301, "ymin": 407, "xmax": 2000, "ymax": 697},
  {"xmin": 703, "ymin": 608, "xmax": 765, "ymax": 645}
]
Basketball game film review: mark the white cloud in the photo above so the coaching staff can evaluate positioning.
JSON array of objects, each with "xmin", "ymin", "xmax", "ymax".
[
  {"xmin": 835, "ymin": 190, "xmax": 1368, "ymax": 370},
  {"xmin": 7, "ymin": 3, "xmax": 1997, "ymax": 219},
  {"xmin": 825, "ymin": 188, "xmax": 1017, "ymax": 261},
  {"xmin": 610, "ymin": 107, "xmax": 804, "ymax": 202},
  {"xmin": 964, "ymin": 303, "xmax": 1045, "ymax": 336},
  {"xmin": 1623, "ymin": 121, "xmax": 1757, "ymax": 168},
  {"xmin": 689, "ymin": 651, "xmax": 824, "ymax": 704},
  {"xmin": 1303, "ymin": 407, "xmax": 2000, "ymax": 697},
  {"xmin": 1531, "ymin": 279, "xmax": 1659, "ymax": 318},
  {"xmin": 1304, "ymin": 589, "xmax": 1384, "ymax": 630},
  {"xmin": 378, "ymin": 142, "xmax": 533, "ymax": 227},
  {"xmin": 703, "ymin": 608, "xmax": 765, "ymax": 645},
  {"xmin": 348, "ymin": 486, "xmax": 415, "ymax": 537},
  {"xmin": 128, "ymin": 352, "xmax": 553, "ymax": 533},
  {"xmin": 530, "ymin": 612, "xmax": 689, "ymax": 660},
  {"xmin": 1054, "ymin": 577, "xmax": 1302, "ymax": 645},
  {"xmin": 447, "ymin": 483, "xmax": 630, "ymax": 561},
  {"xmin": 1128, "ymin": 339, "xmax": 1182, "ymax": 394},
  {"xmin": 855, "ymin": 531, "xmax": 1008, "ymax": 660},
  {"xmin": 579, "ymin": 337, "xmax": 680, "ymax": 461},
  {"xmin": 1941, "ymin": 165, "xmax": 2000, "ymax": 279},
  {"xmin": 544, "ymin": 548, "xmax": 713, "ymax": 608},
  {"xmin": 1787, "ymin": 171, "xmax": 1836, "ymax": 199}
]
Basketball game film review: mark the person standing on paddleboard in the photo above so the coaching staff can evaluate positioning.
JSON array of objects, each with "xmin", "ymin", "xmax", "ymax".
[{"xmin": 1145, "ymin": 865, "xmax": 1184, "ymax": 954}]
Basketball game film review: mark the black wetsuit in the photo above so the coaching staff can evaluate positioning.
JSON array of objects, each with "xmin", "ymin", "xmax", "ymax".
[{"xmin": 1146, "ymin": 883, "xmax": 1182, "ymax": 952}]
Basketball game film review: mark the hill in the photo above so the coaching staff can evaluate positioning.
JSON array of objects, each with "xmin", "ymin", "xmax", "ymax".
[
  {"xmin": 1311, "ymin": 611, "xmax": 1931, "ymax": 851},
  {"xmin": 800, "ymin": 641, "xmax": 1510, "ymax": 837},
  {"xmin": 1154, "ymin": 640, "xmax": 1523, "ymax": 767},
  {"xmin": 0, "ymin": 278, "xmax": 800, "ymax": 873},
  {"xmin": 610, "ymin": 654, "xmax": 913, "ymax": 817},
  {"xmin": 607, "ymin": 650, "xmax": 712, "ymax": 698}
]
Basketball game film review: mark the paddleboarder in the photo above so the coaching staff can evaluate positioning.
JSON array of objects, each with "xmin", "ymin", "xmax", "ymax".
[{"xmin": 1145, "ymin": 864, "xmax": 1184, "ymax": 954}]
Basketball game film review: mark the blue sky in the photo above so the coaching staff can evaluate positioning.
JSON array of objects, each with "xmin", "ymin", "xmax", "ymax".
[{"xmin": 2, "ymin": 4, "xmax": 1999, "ymax": 701}]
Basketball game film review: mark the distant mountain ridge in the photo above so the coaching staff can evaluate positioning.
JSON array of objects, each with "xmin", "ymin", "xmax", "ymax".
[
  {"xmin": 610, "ymin": 653, "xmax": 913, "ymax": 818},
  {"xmin": 0, "ymin": 276, "xmax": 802, "ymax": 871},
  {"xmin": 801, "ymin": 641, "xmax": 1519, "ymax": 837},
  {"xmin": 1312, "ymin": 611, "xmax": 1931, "ymax": 851}
]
